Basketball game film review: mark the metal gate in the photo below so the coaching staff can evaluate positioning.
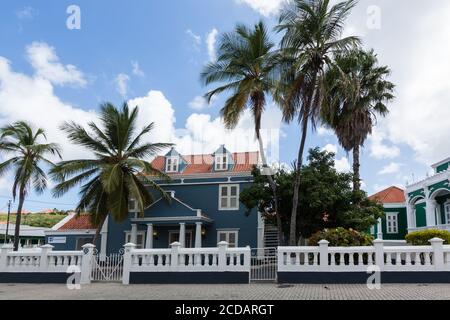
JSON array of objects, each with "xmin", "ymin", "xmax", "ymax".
[
  {"xmin": 91, "ymin": 249, "xmax": 124, "ymax": 282},
  {"xmin": 250, "ymin": 248, "xmax": 277, "ymax": 282}
]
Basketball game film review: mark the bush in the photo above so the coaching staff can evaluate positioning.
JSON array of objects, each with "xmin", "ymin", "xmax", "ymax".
[
  {"xmin": 405, "ymin": 229, "xmax": 450, "ymax": 245},
  {"xmin": 308, "ymin": 227, "xmax": 373, "ymax": 247}
]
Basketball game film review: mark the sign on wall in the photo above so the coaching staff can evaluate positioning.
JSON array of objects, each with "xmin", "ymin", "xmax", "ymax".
[{"xmin": 48, "ymin": 236, "xmax": 67, "ymax": 244}]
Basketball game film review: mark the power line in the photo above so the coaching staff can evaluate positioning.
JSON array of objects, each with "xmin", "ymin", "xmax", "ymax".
[{"xmin": 0, "ymin": 195, "xmax": 76, "ymax": 207}]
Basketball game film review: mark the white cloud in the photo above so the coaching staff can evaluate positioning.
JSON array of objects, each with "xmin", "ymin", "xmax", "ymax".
[
  {"xmin": 206, "ymin": 28, "xmax": 218, "ymax": 62},
  {"xmin": 186, "ymin": 29, "xmax": 202, "ymax": 50},
  {"xmin": 235, "ymin": 0, "xmax": 287, "ymax": 16},
  {"xmin": 188, "ymin": 96, "xmax": 209, "ymax": 111},
  {"xmin": 369, "ymin": 129, "xmax": 400, "ymax": 160},
  {"xmin": 115, "ymin": 73, "xmax": 130, "ymax": 97},
  {"xmin": 335, "ymin": 157, "xmax": 351, "ymax": 173},
  {"xmin": 378, "ymin": 162, "xmax": 402, "ymax": 175},
  {"xmin": 322, "ymin": 144, "xmax": 338, "ymax": 154},
  {"xmin": 16, "ymin": 6, "xmax": 37, "ymax": 19},
  {"xmin": 131, "ymin": 61, "xmax": 144, "ymax": 77},
  {"xmin": 317, "ymin": 126, "xmax": 334, "ymax": 137},
  {"xmin": 26, "ymin": 42, "xmax": 86, "ymax": 87}
]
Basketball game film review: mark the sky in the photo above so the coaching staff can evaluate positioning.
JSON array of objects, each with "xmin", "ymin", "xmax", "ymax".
[{"xmin": 0, "ymin": 0, "xmax": 450, "ymax": 212}]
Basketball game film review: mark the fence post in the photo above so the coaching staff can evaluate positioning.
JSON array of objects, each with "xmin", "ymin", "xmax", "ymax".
[
  {"xmin": 80, "ymin": 243, "xmax": 95, "ymax": 285},
  {"xmin": 122, "ymin": 242, "xmax": 136, "ymax": 285},
  {"xmin": 170, "ymin": 242, "xmax": 181, "ymax": 272},
  {"xmin": 39, "ymin": 244, "xmax": 53, "ymax": 272},
  {"xmin": 373, "ymin": 239, "xmax": 384, "ymax": 271},
  {"xmin": 318, "ymin": 240, "xmax": 329, "ymax": 271},
  {"xmin": 218, "ymin": 241, "xmax": 228, "ymax": 271},
  {"xmin": 429, "ymin": 237, "xmax": 444, "ymax": 271},
  {"xmin": 0, "ymin": 244, "xmax": 14, "ymax": 271}
]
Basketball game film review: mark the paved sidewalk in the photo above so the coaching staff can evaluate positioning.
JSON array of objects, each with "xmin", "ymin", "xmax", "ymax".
[{"xmin": 0, "ymin": 283, "xmax": 449, "ymax": 300}]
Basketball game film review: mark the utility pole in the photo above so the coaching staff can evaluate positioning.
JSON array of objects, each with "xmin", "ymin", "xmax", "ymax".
[{"xmin": 4, "ymin": 200, "xmax": 12, "ymax": 244}]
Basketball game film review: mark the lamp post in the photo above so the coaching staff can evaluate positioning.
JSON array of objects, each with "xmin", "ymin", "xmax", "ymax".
[{"xmin": 4, "ymin": 200, "xmax": 11, "ymax": 244}]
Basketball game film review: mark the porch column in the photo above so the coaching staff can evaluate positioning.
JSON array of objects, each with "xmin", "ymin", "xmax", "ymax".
[
  {"xmin": 100, "ymin": 217, "xmax": 109, "ymax": 261},
  {"xmin": 426, "ymin": 199, "xmax": 437, "ymax": 227},
  {"xmin": 130, "ymin": 223, "xmax": 138, "ymax": 244},
  {"xmin": 179, "ymin": 223, "xmax": 186, "ymax": 248},
  {"xmin": 406, "ymin": 202, "xmax": 416, "ymax": 231},
  {"xmin": 145, "ymin": 224, "xmax": 154, "ymax": 249},
  {"xmin": 195, "ymin": 222, "xmax": 202, "ymax": 248},
  {"xmin": 377, "ymin": 218, "xmax": 383, "ymax": 240}
]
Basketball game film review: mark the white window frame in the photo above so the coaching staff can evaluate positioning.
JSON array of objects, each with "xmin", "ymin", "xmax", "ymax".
[
  {"xmin": 128, "ymin": 198, "xmax": 138, "ymax": 212},
  {"xmin": 215, "ymin": 154, "xmax": 228, "ymax": 171},
  {"xmin": 217, "ymin": 230, "xmax": 239, "ymax": 248},
  {"xmin": 125, "ymin": 231, "xmax": 146, "ymax": 249},
  {"xmin": 444, "ymin": 201, "xmax": 450, "ymax": 224},
  {"xmin": 168, "ymin": 230, "xmax": 193, "ymax": 248},
  {"xmin": 386, "ymin": 212, "xmax": 399, "ymax": 234},
  {"xmin": 218, "ymin": 184, "xmax": 240, "ymax": 211},
  {"xmin": 166, "ymin": 156, "xmax": 179, "ymax": 173}
]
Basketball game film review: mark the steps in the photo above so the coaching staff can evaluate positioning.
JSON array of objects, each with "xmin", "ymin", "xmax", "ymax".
[{"xmin": 264, "ymin": 224, "xmax": 279, "ymax": 248}]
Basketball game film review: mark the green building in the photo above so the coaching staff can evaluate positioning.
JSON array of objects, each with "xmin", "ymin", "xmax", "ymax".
[{"xmin": 369, "ymin": 157, "xmax": 450, "ymax": 240}]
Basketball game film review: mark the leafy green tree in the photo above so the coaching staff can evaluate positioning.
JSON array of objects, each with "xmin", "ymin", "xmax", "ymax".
[
  {"xmin": 0, "ymin": 122, "xmax": 61, "ymax": 250},
  {"xmin": 201, "ymin": 21, "xmax": 284, "ymax": 243},
  {"xmin": 275, "ymin": 0, "xmax": 360, "ymax": 245},
  {"xmin": 321, "ymin": 49, "xmax": 395, "ymax": 192},
  {"xmin": 240, "ymin": 148, "xmax": 384, "ymax": 240},
  {"xmin": 50, "ymin": 103, "xmax": 172, "ymax": 241}
]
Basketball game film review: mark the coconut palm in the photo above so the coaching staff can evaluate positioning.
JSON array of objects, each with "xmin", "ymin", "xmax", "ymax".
[
  {"xmin": 275, "ymin": 0, "xmax": 360, "ymax": 245},
  {"xmin": 321, "ymin": 49, "xmax": 395, "ymax": 192},
  {"xmin": 0, "ymin": 122, "xmax": 61, "ymax": 250},
  {"xmin": 50, "ymin": 103, "xmax": 172, "ymax": 241},
  {"xmin": 200, "ymin": 21, "xmax": 285, "ymax": 244}
]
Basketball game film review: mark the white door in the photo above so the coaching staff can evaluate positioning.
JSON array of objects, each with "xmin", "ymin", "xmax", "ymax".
[{"xmin": 169, "ymin": 231, "xmax": 193, "ymax": 248}]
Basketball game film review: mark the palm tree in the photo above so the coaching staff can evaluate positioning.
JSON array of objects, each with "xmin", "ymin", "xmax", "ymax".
[
  {"xmin": 200, "ymin": 21, "xmax": 285, "ymax": 244},
  {"xmin": 0, "ymin": 122, "xmax": 61, "ymax": 250},
  {"xmin": 50, "ymin": 103, "xmax": 173, "ymax": 242},
  {"xmin": 276, "ymin": 0, "xmax": 360, "ymax": 245},
  {"xmin": 321, "ymin": 49, "xmax": 395, "ymax": 192}
]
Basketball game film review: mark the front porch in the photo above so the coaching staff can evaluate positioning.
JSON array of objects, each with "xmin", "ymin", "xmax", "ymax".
[{"xmin": 405, "ymin": 169, "xmax": 450, "ymax": 233}]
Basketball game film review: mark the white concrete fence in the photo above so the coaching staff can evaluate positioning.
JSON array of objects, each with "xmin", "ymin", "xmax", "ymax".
[
  {"xmin": 0, "ymin": 243, "xmax": 95, "ymax": 284},
  {"xmin": 122, "ymin": 241, "xmax": 251, "ymax": 284},
  {"xmin": 278, "ymin": 238, "xmax": 450, "ymax": 272}
]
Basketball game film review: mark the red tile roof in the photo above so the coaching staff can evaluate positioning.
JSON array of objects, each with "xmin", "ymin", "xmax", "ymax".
[
  {"xmin": 369, "ymin": 186, "xmax": 406, "ymax": 204},
  {"xmin": 149, "ymin": 152, "xmax": 259, "ymax": 176},
  {"xmin": 58, "ymin": 214, "xmax": 95, "ymax": 230}
]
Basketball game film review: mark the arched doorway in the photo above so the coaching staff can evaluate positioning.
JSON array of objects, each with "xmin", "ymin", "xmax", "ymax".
[
  {"xmin": 430, "ymin": 188, "xmax": 450, "ymax": 226},
  {"xmin": 409, "ymin": 196, "xmax": 426, "ymax": 228}
]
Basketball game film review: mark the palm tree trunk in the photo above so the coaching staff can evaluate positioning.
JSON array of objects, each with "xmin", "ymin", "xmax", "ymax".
[
  {"xmin": 289, "ymin": 118, "xmax": 309, "ymax": 246},
  {"xmin": 13, "ymin": 188, "xmax": 25, "ymax": 251},
  {"xmin": 257, "ymin": 133, "xmax": 284, "ymax": 245},
  {"xmin": 352, "ymin": 145, "xmax": 361, "ymax": 193}
]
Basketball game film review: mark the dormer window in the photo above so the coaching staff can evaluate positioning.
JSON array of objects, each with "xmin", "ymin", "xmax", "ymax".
[
  {"xmin": 215, "ymin": 154, "xmax": 228, "ymax": 171},
  {"xmin": 166, "ymin": 156, "xmax": 179, "ymax": 173}
]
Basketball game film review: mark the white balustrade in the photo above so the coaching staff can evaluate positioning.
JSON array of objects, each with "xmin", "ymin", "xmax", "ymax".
[
  {"xmin": 122, "ymin": 241, "xmax": 251, "ymax": 284},
  {"xmin": 278, "ymin": 238, "xmax": 449, "ymax": 273}
]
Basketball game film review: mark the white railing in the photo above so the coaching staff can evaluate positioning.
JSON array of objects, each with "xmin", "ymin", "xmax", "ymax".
[
  {"xmin": 122, "ymin": 241, "xmax": 251, "ymax": 285},
  {"xmin": 278, "ymin": 238, "xmax": 449, "ymax": 273},
  {"xmin": 409, "ymin": 224, "xmax": 450, "ymax": 232},
  {"xmin": 0, "ymin": 243, "xmax": 95, "ymax": 284}
]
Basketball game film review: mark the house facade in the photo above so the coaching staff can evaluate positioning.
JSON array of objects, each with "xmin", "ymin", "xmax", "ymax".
[
  {"xmin": 369, "ymin": 157, "xmax": 450, "ymax": 240},
  {"xmin": 45, "ymin": 146, "xmax": 264, "ymax": 255}
]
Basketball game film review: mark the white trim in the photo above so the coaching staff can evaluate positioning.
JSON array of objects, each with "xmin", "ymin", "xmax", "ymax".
[
  {"xmin": 384, "ymin": 203, "xmax": 406, "ymax": 209},
  {"xmin": 431, "ymin": 157, "xmax": 450, "ymax": 169},
  {"xmin": 51, "ymin": 213, "xmax": 76, "ymax": 230},
  {"xmin": 142, "ymin": 172, "xmax": 253, "ymax": 182},
  {"xmin": 215, "ymin": 154, "xmax": 228, "ymax": 171},
  {"xmin": 218, "ymin": 184, "xmax": 240, "ymax": 211},
  {"xmin": 217, "ymin": 230, "xmax": 238, "ymax": 248},
  {"xmin": 386, "ymin": 212, "xmax": 399, "ymax": 234},
  {"xmin": 131, "ymin": 216, "xmax": 213, "ymax": 223},
  {"xmin": 406, "ymin": 172, "xmax": 450, "ymax": 193},
  {"xmin": 45, "ymin": 230, "xmax": 96, "ymax": 236}
]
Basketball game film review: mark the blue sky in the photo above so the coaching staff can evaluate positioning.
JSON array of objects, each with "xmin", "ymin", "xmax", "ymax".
[{"xmin": 1, "ymin": 0, "xmax": 449, "ymax": 212}]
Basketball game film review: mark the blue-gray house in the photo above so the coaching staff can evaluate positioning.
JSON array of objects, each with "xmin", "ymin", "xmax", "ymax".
[{"xmin": 45, "ymin": 146, "xmax": 265, "ymax": 255}]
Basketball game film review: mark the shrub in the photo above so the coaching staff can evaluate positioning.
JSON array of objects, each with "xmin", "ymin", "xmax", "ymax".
[
  {"xmin": 405, "ymin": 229, "xmax": 450, "ymax": 245},
  {"xmin": 308, "ymin": 227, "xmax": 373, "ymax": 247}
]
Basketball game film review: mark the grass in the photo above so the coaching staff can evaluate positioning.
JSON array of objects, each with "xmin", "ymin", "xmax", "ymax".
[{"xmin": 0, "ymin": 213, "xmax": 67, "ymax": 228}]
